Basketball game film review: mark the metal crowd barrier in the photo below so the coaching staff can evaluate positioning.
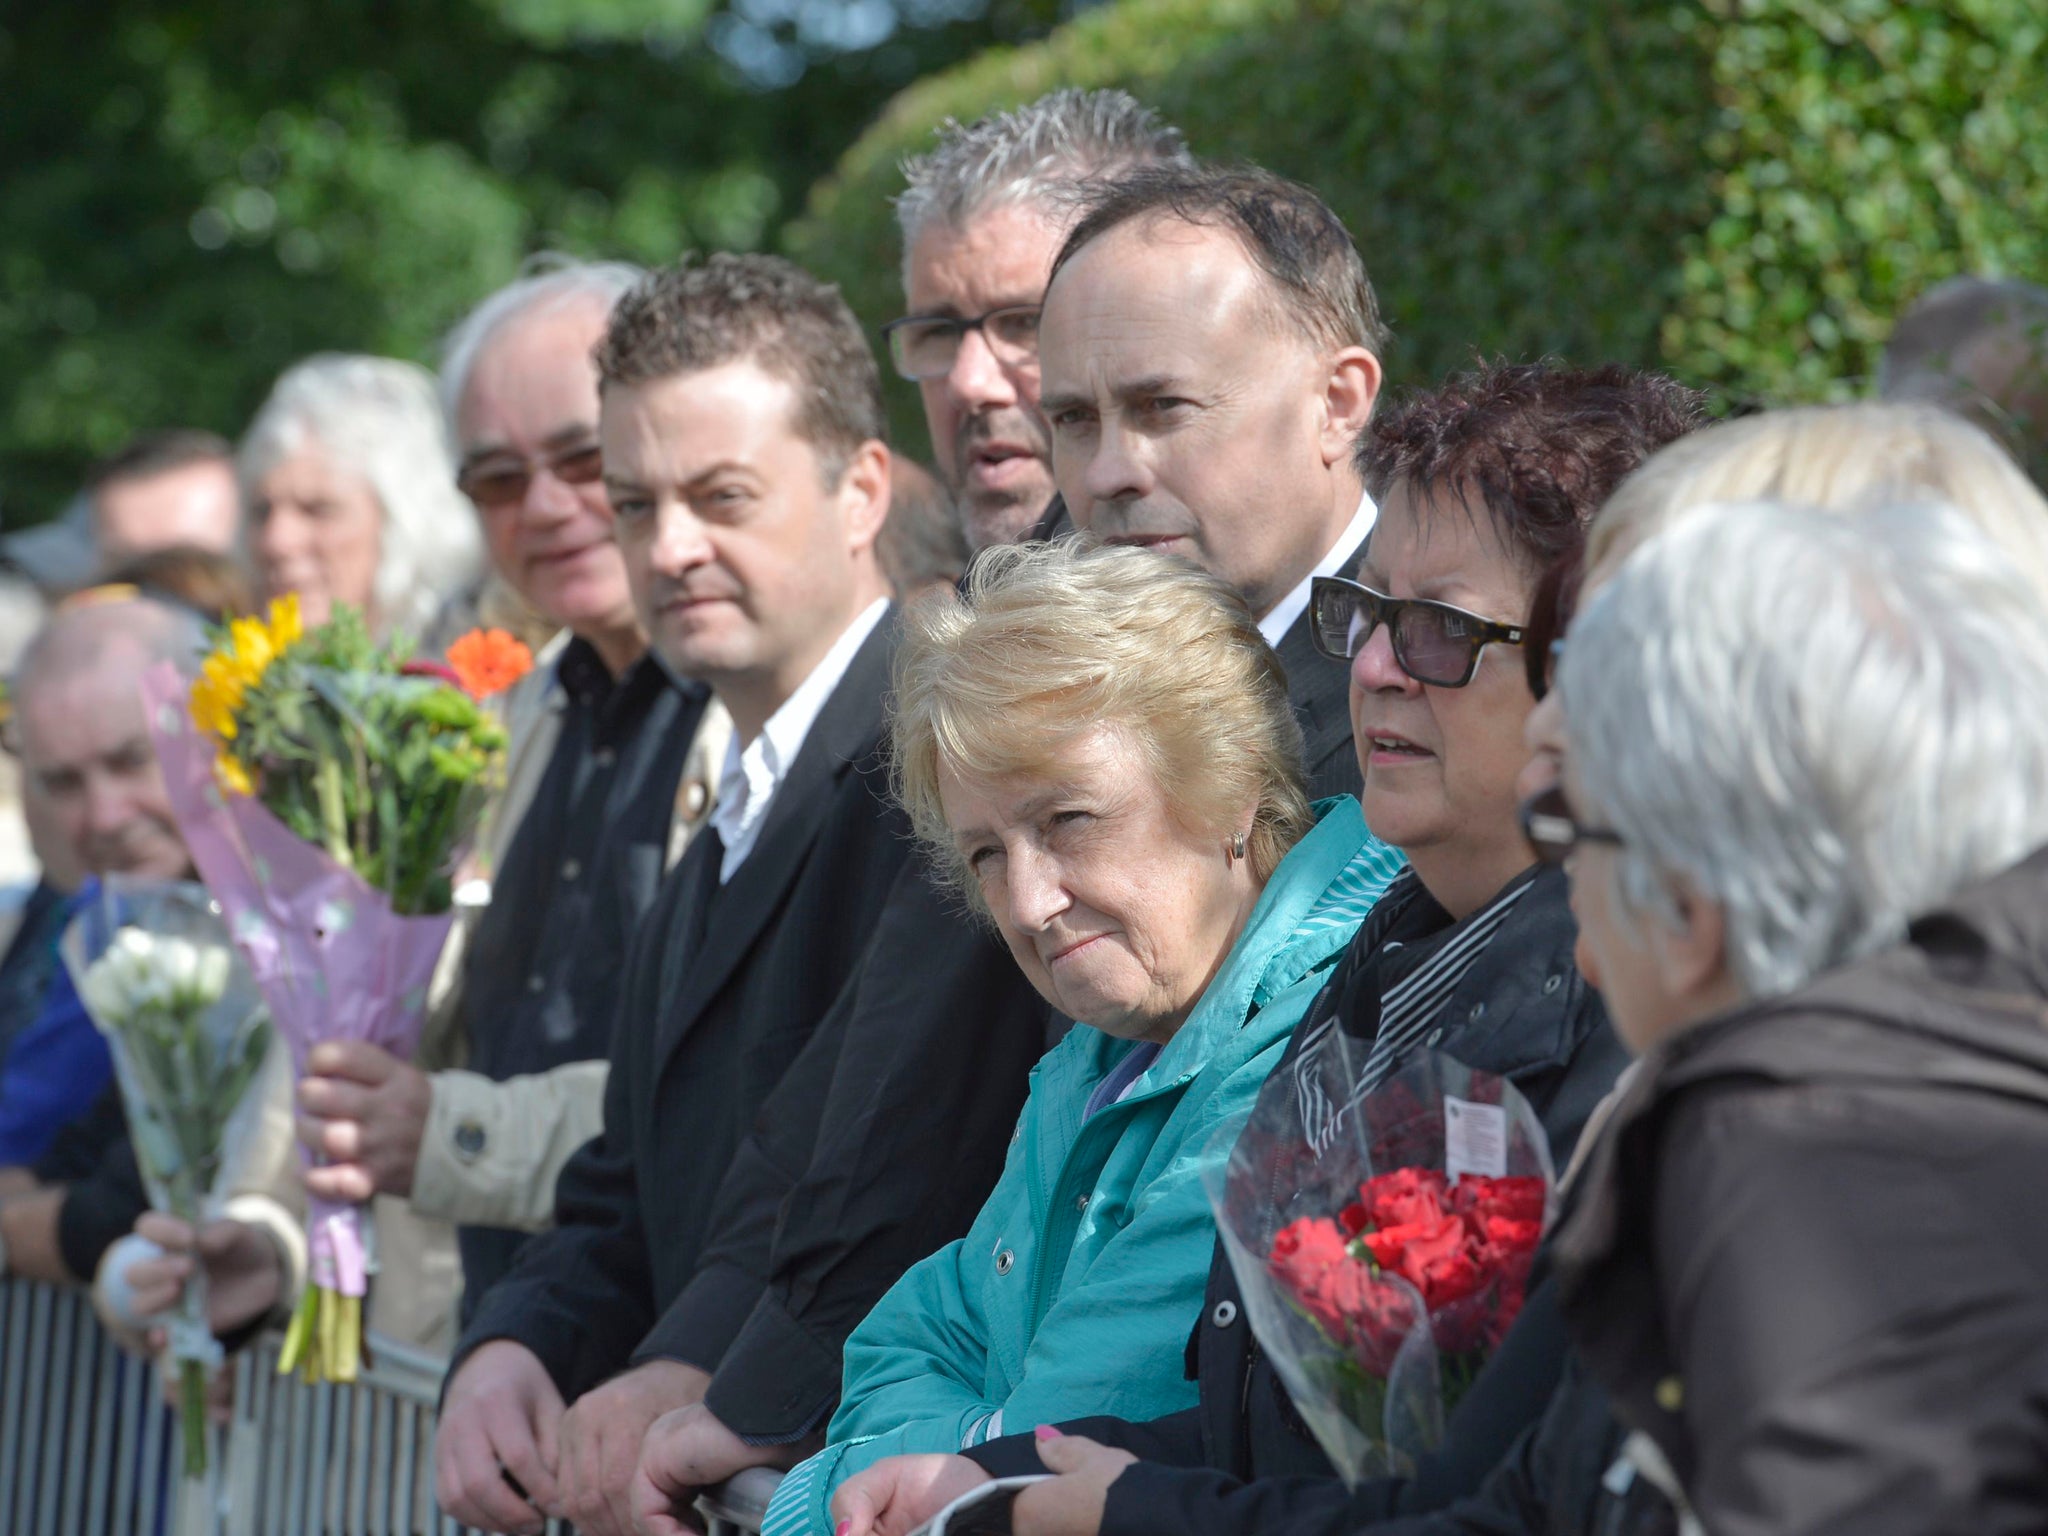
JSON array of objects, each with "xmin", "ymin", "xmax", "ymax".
[{"xmin": 1, "ymin": 1276, "xmax": 780, "ymax": 1535}]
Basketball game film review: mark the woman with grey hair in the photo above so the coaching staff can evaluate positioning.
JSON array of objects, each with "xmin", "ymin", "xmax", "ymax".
[
  {"xmin": 241, "ymin": 353, "xmax": 482, "ymax": 639},
  {"xmin": 1546, "ymin": 498, "xmax": 2048, "ymax": 1533}
]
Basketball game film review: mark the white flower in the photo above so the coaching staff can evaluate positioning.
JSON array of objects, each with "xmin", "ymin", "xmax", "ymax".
[{"xmin": 82, "ymin": 928, "xmax": 234, "ymax": 1024}]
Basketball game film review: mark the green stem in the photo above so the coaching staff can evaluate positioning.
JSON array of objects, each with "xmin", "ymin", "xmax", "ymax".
[
  {"xmin": 179, "ymin": 1359, "xmax": 209, "ymax": 1478},
  {"xmin": 314, "ymin": 754, "xmax": 354, "ymax": 870}
]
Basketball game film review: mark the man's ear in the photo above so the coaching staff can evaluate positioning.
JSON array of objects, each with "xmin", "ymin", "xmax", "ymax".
[
  {"xmin": 837, "ymin": 440, "xmax": 893, "ymax": 557},
  {"xmin": 1320, "ymin": 346, "xmax": 1383, "ymax": 469},
  {"xmin": 1655, "ymin": 880, "xmax": 1734, "ymax": 1004}
]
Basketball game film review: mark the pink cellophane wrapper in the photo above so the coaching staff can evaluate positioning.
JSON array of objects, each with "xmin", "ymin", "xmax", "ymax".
[{"xmin": 143, "ymin": 663, "xmax": 452, "ymax": 1298}]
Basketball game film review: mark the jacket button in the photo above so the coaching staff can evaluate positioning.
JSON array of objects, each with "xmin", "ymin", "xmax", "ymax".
[
  {"xmin": 995, "ymin": 1250, "xmax": 1015, "ymax": 1276},
  {"xmin": 593, "ymin": 747, "xmax": 617, "ymax": 769},
  {"xmin": 561, "ymin": 858, "xmax": 582, "ymax": 881},
  {"xmin": 1074, "ymin": 1193, "xmax": 1091, "ymax": 1214},
  {"xmin": 453, "ymin": 1120, "xmax": 487, "ymax": 1162},
  {"xmin": 1469, "ymin": 1001, "xmax": 1487, "ymax": 1022},
  {"xmin": 1543, "ymin": 974, "xmax": 1563, "ymax": 995},
  {"xmin": 1425, "ymin": 1027, "xmax": 1444, "ymax": 1047},
  {"xmin": 1655, "ymin": 1376, "xmax": 1684, "ymax": 1412},
  {"xmin": 527, "ymin": 973, "xmax": 546, "ymax": 995},
  {"xmin": 1211, "ymin": 1299, "xmax": 1238, "ymax": 1328}
]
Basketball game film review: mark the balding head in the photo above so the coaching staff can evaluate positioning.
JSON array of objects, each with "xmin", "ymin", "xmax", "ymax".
[
  {"xmin": 1882, "ymin": 277, "xmax": 2048, "ymax": 478},
  {"xmin": 14, "ymin": 596, "xmax": 202, "ymax": 882}
]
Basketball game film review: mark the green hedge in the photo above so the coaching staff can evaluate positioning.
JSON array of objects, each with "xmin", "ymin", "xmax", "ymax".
[{"xmin": 785, "ymin": 0, "xmax": 2048, "ymax": 455}]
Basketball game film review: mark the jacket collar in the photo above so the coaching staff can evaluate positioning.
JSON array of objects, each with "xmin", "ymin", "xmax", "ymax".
[
  {"xmin": 1272, "ymin": 528, "xmax": 1372, "ymax": 776},
  {"xmin": 1133, "ymin": 797, "xmax": 1379, "ymax": 1096},
  {"xmin": 651, "ymin": 615, "xmax": 899, "ymax": 1061}
]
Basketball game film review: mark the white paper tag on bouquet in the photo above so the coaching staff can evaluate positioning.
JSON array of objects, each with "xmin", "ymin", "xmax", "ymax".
[{"xmin": 1445, "ymin": 1096, "xmax": 1507, "ymax": 1181}]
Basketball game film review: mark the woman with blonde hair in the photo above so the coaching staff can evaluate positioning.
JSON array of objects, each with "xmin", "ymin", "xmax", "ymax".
[
  {"xmin": 1589, "ymin": 400, "xmax": 2048, "ymax": 585},
  {"xmin": 1522, "ymin": 400, "xmax": 2048, "ymax": 795},
  {"xmin": 759, "ymin": 538, "xmax": 1404, "ymax": 1536}
]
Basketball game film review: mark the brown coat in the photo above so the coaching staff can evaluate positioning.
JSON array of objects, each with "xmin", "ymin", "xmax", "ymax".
[{"xmin": 1553, "ymin": 846, "xmax": 2048, "ymax": 1536}]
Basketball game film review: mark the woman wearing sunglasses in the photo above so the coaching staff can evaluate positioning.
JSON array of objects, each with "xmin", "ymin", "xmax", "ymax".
[{"xmin": 829, "ymin": 361, "xmax": 1698, "ymax": 1536}]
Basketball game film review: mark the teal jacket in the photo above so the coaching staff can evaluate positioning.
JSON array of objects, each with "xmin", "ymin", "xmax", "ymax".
[{"xmin": 762, "ymin": 799, "xmax": 1403, "ymax": 1536}]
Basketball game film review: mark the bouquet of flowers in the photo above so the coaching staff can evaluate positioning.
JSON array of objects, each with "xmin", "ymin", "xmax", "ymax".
[
  {"xmin": 61, "ymin": 880, "xmax": 274, "ymax": 1476},
  {"xmin": 142, "ymin": 596, "xmax": 533, "ymax": 1381},
  {"xmin": 1204, "ymin": 1047, "xmax": 1554, "ymax": 1483}
]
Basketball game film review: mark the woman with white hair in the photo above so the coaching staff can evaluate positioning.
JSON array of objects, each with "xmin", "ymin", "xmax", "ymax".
[
  {"xmin": 1545, "ymin": 498, "xmax": 2048, "ymax": 1533},
  {"xmin": 241, "ymin": 353, "xmax": 483, "ymax": 638}
]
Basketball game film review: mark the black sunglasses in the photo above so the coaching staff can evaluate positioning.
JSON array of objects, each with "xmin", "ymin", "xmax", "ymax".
[
  {"xmin": 1518, "ymin": 784, "xmax": 1625, "ymax": 865},
  {"xmin": 1309, "ymin": 576, "xmax": 1525, "ymax": 688}
]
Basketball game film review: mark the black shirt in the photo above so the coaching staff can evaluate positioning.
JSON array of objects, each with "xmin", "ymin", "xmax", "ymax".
[{"xmin": 454, "ymin": 639, "xmax": 707, "ymax": 1312}]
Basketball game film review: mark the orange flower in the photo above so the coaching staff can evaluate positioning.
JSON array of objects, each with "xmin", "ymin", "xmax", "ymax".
[{"xmin": 445, "ymin": 628, "xmax": 535, "ymax": 699}]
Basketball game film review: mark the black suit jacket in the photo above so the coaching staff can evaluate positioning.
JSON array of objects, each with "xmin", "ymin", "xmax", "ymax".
[
  {"xmin": 455, "ymin": 617, "xmax": 918, "ymax": 1399},
  {"xmin": 654, "ymin": 860, "xmax": 1051, "ymax": 1439},
  {"xmin": 1275, "ymin": 589, "xmax": 1363, "ymax": 803}
]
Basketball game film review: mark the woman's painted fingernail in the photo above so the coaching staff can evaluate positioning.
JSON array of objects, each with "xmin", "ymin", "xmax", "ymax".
[
  {"xmin": 837, "ymin": 1522, "xmax": 852, "ymax": 1536},
  {"xmin": 1034, "ymin": 1424, "xmax": 1064, "ymax": 1441}
]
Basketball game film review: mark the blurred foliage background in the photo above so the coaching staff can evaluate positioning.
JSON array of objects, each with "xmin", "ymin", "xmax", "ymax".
[{"xmin": 5, "ymin": 0, "xmax": 2042, "ymax": 522}]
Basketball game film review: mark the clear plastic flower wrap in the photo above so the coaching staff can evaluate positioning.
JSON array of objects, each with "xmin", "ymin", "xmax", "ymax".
[
  {"xmin": 137, "ymin": 600, "xmax": 532, "ymax": 1382},
  {"xmin": 61, "ymin": 878, "xmax": 275, "ymax": 1476},
  {"xmin": 1203, "ymin": 1041, "xmax": 1556, "ymax": 1484}
]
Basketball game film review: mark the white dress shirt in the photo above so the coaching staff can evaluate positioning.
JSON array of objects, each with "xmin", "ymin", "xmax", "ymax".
[
  {"xmin": 710, "ymin": 597, "xmax": 891, "ymax": 883},
  {"xmin": 1258, "ymin": 490, "xmax": 1380, "ymax": 650}
]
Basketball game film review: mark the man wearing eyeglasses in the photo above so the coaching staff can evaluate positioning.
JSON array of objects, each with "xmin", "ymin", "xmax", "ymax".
[
  {"xmin": 884, "ymin": 89, "xmax": 1190, "ymax": 553},
  {"xmin": 1037, "ymin": 163, "xmax": 1385, "ymax": 800}
]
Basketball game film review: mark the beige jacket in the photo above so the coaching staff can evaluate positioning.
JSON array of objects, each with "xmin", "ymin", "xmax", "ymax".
[{"xmin": 402, "ymin": 691, "xmax": 729, "ymax": 1239}]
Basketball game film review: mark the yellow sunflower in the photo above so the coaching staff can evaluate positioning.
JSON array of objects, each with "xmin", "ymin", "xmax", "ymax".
[{"xmin": 189, "ymin": 594, "xmax": 304, "ymax": 742}]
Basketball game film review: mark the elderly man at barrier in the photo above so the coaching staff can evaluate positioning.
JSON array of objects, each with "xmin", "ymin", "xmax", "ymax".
[
  {"xmin": 118, "ymin": 260, "xmax": 731, "ymax": 1355},
  {"xmin": 882, "ymin": 88, "xmax": 1190, "ymax": 553},
  {"xmin": 435, "ymin": 254, "xmax": 918, "ymax": 1536},
  {"xmin": 83, "ymin": 429, "xmax": 244, "ymax": 570},
  {"xmin": 1035, "ymin": 163, "xmax": 1383, "ymax": 801},
  {"xmin": 0, "ymin": 596, "xmax": 252, "ymax": 1285}
]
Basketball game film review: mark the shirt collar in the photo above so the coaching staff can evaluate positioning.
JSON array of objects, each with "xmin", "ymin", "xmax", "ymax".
[
  {"xmin": 1258, "ymin": 488, "xmax": 1379, "ymax": 650},
  {"xmin": 709, "ymin": 597, "xmax": 891, "ymax": 878},
  {"xmin": 749, "ymin": 596, "xmax": 890, "ymax": 776}
]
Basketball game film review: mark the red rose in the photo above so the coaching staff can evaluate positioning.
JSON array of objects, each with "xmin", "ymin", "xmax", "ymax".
[
  {"xmin": 1449, "ymin": 1175, "xmax": 1546, "ymax": 1225},
  {"xmin": 1358, "ymin": 1167, "xmax": 1450, "ymax": 1229}
]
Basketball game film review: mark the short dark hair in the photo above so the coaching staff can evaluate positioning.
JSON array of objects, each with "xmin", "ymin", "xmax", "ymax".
[
  {"xmin": 1049, "ymin": 163, "xmax": 1386, "ymax": 355},
  {"xmin": 595, "ymin": 253, "xmax": 886, "ymax": 471},
  {"xmin": 85, "ymin": 429, "xmax": 232, "ymax": 495},
  {"xmin": 1359, "ymin": 360, "xmax": 1707, "ymax": 581}
]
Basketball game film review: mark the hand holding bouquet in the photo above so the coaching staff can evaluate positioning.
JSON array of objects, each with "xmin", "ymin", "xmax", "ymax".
[
  {"xmin": 144, "ymin": 598, "xmax": 532, "ymax": 1381},
  {"xmin": 62, "ymin": 880, "xmax": 274, "ymax": 1475},
  {"xmin": 1206, "ymin": 1049, "xmax": 1554, "ymax": 1482}
]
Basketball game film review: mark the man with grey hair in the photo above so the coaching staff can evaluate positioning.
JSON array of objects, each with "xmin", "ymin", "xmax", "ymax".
[
  {"xmin": 887, "ymin": 88, "xmax": 1188, "ymax": 551},
  {"xmin": 1881, "ymin": 275, "xmax": 2048, "ymax": 482},
  {"xmin": 1547, "ymin": 497, "xmax": 2048, "ymax": 1532},
  {"xmin": 0, "ymin": 595, "xmax": 203, "ymax": 1281}
]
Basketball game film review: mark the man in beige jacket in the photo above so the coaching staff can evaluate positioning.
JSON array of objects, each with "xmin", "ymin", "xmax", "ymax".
[{"xmin": 104, "ymin": 259, "xmax": 729, "ymax": 1355}]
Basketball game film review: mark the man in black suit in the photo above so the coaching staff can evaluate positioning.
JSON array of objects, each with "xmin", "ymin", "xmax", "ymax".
[
  {"xmin": 436, "ymin": 254, "xmax": 912, "ymax": 1536},
  {"xmin": 1035, "ymin": 163, "xmax": 1387, "ymax": 802}
]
